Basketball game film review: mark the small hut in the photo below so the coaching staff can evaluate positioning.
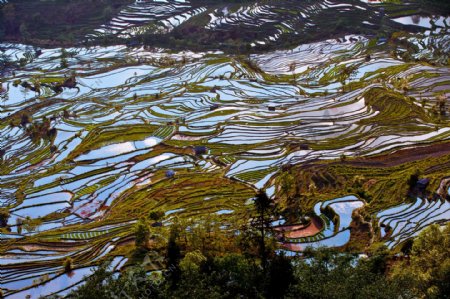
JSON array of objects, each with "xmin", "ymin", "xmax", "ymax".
[
  {"xmin": 210, "ymin": 103, "xmax": 219, "ymax": 111},
  {"xmin": 194, "ymin": 145, "xmax": 208, "ymax": 156},
  {"xmin": 416, "ymin": 178, "xmax": 430, "ymax": 191},
  {"xmin": 299, "ymin": 143, "xmax": 310, "ymax": 150},
  {"xmin": 165, "ymin": 170, "xmax": 175, "ymax": 179}
]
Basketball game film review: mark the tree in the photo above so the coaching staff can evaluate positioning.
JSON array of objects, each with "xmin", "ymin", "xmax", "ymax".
[
  {"xmin": 253, "ymin": 189, "xmax": 271, "ymax": 271},
  {"xmin": 0, "ymin": 53, "xmax": 13, "ymax": 70},
  {"xmin": 19, "ymin": 23, "xmax": 29, "ymax": 40},
  {"xmin": 134, "ymin": 218, "xmax": 150, "ymax": 248},
  {"xmin": 166, "ymin": 223, "xmax": 182, "ymax": 286},
  {"xmin": 63, "ymin": 257, "xmax": 73, "ymax": 273},
  {"xmin": 179, "ymin": 250, "xmax": 206, "ymax": 272},
  {"xmin": 287, "ymin": 248, "xmax": 405, "ymax": 299},
  {"xmin": 22, "ymin": 216, "xmax": 42, "ymax": 232},
  {"xmin": 391, "ymin": 223, "xmax": 450, "ymax": 299},
  {"xmin": 20, "ymin": 113, "xmax": 32, "ymax": 127},
  {"xmin": 0, "ymin": 208, "xmax": 9, "ymax": 227},
  {"xmin": 60, "ymin": 48, "xmax": 69, "ymax": 69},
  {"xmin": 102, "ymin": 5, "xmax": 113, "ymax": 22},
  {"xmin": 149, "ymin": 210, "xmax": 165, "ymax": 222},
  {"xmin": 266, "ymin": 253, "xmax": 294, "ymax": 299},
  {"xmin": 64, "ymin": 262, "xmax": 156, "ymax": 299},
  {"xmin": 436, "ymin": 93, "xmax": 447, "ymax": 116},
  {"xmin": 289, "ymin": 61, "xmax": 297, "ymax": 81},
  {"xmin": 407, "ymin": 168, "xmax": 420, "ymax": 189},
  {"xmin": 2, "ymin": 4, "xmax": 18, "ymax": 35}
]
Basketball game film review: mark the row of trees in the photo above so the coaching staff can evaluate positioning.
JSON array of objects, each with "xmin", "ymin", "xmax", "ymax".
[
  {"xmin": 59, "ymin": 222, "xmax": 449, "ymax": 299},
  {"xmin": 59, "ymin": 202, "xmax": 449, "ymax": 299}
]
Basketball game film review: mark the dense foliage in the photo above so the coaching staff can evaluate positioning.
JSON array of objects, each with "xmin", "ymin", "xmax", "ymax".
[
  {"xmin": 0, "ymin": 1, "xmax": 448, "ymax": 298},
  {"xmin": 1, "ymin": 0, "xmax": 447, "ymax": 51},
  {"xmin": 0, "ymin": 0, "xmax": 132, "ymax": 46},
  {"xmin": 55, "ymin": 223, "xmax": 450, "ymax": 299}
]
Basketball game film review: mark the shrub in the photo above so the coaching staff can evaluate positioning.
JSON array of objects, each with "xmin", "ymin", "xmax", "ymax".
[
  {"xmin": 63, "ymin": 257, "xmax": 73, "ymax": 273},
  {"xmin": 134, "ymin": 218, "xmax": 150, "ymax": 248},
  {"xmin": 149, "ymin": 210, "xmax": 165, "ymax": 222},
  {"xmin": 0, "ymin": 209, "xmax": 9, "ymax": 227}
]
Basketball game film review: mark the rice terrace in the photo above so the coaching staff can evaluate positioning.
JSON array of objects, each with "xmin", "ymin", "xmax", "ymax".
[{"xmin": 0, "ymin": 0, "xmax": 449, "ymax": 298}]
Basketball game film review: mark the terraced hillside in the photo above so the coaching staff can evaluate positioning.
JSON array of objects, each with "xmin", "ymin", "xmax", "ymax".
[
  {"xmin": 89, "ymin": 0, "xmax": 450, "ymax": 51},
  {"xmin": 1, "ymin": 0, "xmax": 449, "ymax": 51},
  {"xmin": 0, "ymin": 0, "xmax": 133, "ymax": 46},
  {"xmin": 0, "ymin": 1, "xmax": 449, "ymax": 298},
  {"xmin": 87, "ymin": 0, "xmax": 448, "ymax": 51}
]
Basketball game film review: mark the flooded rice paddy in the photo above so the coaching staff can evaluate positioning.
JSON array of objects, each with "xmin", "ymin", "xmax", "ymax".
[{"xmin": 1, "ymin": 7, "xmax": 450, "ymax": 296}]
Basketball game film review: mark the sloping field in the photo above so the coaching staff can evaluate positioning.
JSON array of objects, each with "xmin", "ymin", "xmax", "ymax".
[{"xmin": 0, "ymin": 4, "xmax": 449, "ymax": 296}]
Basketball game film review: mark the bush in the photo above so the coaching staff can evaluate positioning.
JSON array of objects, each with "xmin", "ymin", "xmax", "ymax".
[
  {"xmin": 63, "ymin": 257, "xmax": 73, "ymax": 273},
  {"xmin": 391, "ymin": 223, "xmax": 450, "ymax": 299},
  {"xmin": 134, "ymin": 218, "xmax": 150, "ymax": 248},
  {"xmin": 64, "ymin": 220, "xmax": 447, "ymax": 299},
  {"xmin": 149, "ymin": 210, "xmax": 165, "ymax": 222},
  {"xmin": 407, "ymin": 169, "xmax": 420, "ymax": 189},
  {"xmin": 0, "ymin": 209, "xmax": 9, "ymax": 227}
]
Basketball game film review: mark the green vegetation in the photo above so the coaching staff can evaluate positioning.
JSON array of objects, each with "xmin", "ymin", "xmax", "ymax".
[
  {"xmin": 0, "ymin": 208, "xmax": 9, "ymax": 228},
  {"xmin": 63, "ymin": 257, "xmax": 74, "ymax": 273},
  {"xmin": 54, "ymin": 223, "xmax": 450, "ymax": 299},
  {"xmin": 2, "ymin": 0, "xmax": 446, "ymax": 53},
  {"xmin": 391, "ymin": 223, "xmax": 450, "ymax": 299},
  {"xmin": 0, "ymin": 0, "xmax": 132, "ymax": 46},
  {"xmin": 0, "ymin": 2, "xmax": 448, "ymax": 296},
  {"xmin": 276, "ymin": 144, "xmax": 450, "ymax": 214}
]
